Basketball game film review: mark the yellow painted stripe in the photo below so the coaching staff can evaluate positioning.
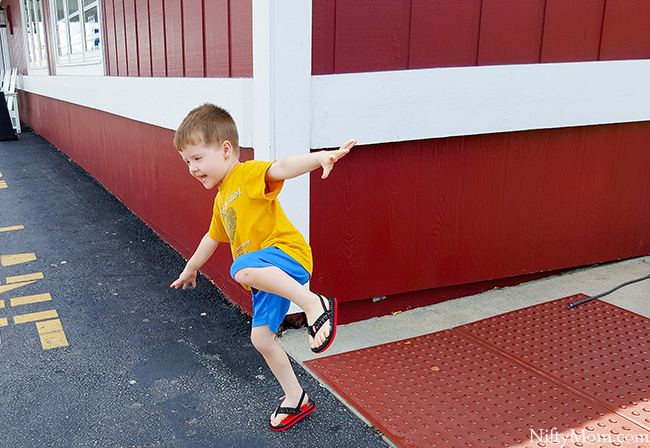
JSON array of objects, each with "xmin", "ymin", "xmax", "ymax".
[
  {"xmin": 36, "ymin": 319, "xmax": 69, "ymax": 350},
  {"xmin": 1, "ymin": 253, "xmax": 36, "ymax": 266},
  {"xmin": 0, "ymin": 300, "xmax": 4, "ymax": 308},
  {"xmin": 0, "ymin": 317, "xmax": 7, "ymax": 326},
  {"xmin": 14, "ymin": 309, "xmax": 58, "ymax": 324},
  {"xmin": 0, "ymin": 180, "xmax": 7, "ymax": 189},
  {"xmin": 11, "ymin": 293, "xmax": 52, "ymax": 307},
  {"xmin": 0, "ymin": 281, "xmax": 35, "ymax": 294},
  {"xmin": 7, "ymin": 272, "xmax": 43, "ymax": 283},
  {"xmin": 0, "ymin": 225, "xmax": 24, "ymax": 232}
]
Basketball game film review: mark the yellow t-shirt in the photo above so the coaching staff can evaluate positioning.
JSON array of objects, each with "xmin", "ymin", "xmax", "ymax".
[{"xmin": 208, "ymin": 160, "xmax": 313, "ymax": 275}]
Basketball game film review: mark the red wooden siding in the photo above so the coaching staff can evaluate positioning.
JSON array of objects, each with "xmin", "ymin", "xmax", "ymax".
[
  {"xmin": 149, "ymin": 0, "xmax": 167, "ymax": 77},
  {"xmin": 313, "ymin": 0, "xmax": 650, "ymax": 74},
  {"xmin": 135, "ymin": 0, "xmax": 152, "ymax": 76},
  {"xmin": 103, "ymin": 0, "xmax": 118, "ymax": 75},
  {"xmin": 409, "ymin": 0, "xmax": 481, "ymax": 69},
  {"xmin": 125, "ymin": 0, "xmax": 139, "ymax": 76},
  {"xmin": 310, "ymin": 122, "xmax": 650, "ymax": 303},
  {"xmin": 164, "ymin": 0, "xmax": 183, "ymax": 77},
  {"xmin": 18, "ymin": 92, "xmax": 254, "ymax": 314},
  {"xmin": 540, "ymin": 0, "xmax": 606, "ymax": 63},
  {"xmin": 332, "ymin": 0, "xmax": 412, "ymax": 73},
  {"xmin": 204, "ymin": 0, "xmax": 231, "ymax": 77},
  {"xmin": 229, "ymin": 0, "xmax": 253, "ymax": 77},
  {"xmin": 600, "ymin": 0, "xmax": 650, "ymax": 60},
  {"xmin": 1, "ymin": 0, "xmax": 28, "ymax": 73},
  {"xmin": 102, "ymin": 0, "xmax": 252, "ymax": 77},
  {"xmin": 113, "ymin": 0, "xmax": 128, "ymax": 75},
  {"xmin": 477, "ymin": 0, "xmax": 547, "ymax": 65},
  {"xmin": 183, "ymin": 0, "xmax": 204, "ymax": 77}
]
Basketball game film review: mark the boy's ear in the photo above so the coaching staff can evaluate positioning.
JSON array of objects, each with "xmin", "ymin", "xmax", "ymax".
[{"xmin": 221, "ymin": 140, "xmax": 233, "ymax": 157}]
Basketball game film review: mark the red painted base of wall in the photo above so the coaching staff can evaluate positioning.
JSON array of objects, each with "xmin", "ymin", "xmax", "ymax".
[
  {"xmin": 311, "ymin": 122, "xmax": 650, "ymax": 307},
  {"xmin": 19, "ymin": 91, "xmax": 254, "ymax": 314},
  {"xmin": 336, "ymin": 267, "xmax": 572, "ymax": 324}
]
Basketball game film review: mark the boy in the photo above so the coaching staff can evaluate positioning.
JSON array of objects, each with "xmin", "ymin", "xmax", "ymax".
[{"xmin": 170, "ymin": 104, "xmax": 355, "ymax": 431}]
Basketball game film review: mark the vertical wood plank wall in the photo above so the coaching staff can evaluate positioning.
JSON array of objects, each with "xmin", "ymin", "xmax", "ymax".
[
  {"xmin": 102, "ymin": 0, "xmax": 253, "ymax": 77},
  {"xmin": 313, "ymin": 0, "xmax": 650, "ymax": 74},
  {"xmin": 310, "ymin": 122, "xmax": 650, "ymax": 311}
]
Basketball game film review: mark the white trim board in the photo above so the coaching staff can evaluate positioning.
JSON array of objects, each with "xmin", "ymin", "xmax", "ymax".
[
  {"xmin": 19, "ymin": 75, "xmax": 254, "ymax": 147},
  {"xmin": 311, "ymin": 59, "xmax": 650, "ymax": 148},
  {"xmin": 19, "ymin": 59, "xmax": 650, "ymax": 150}
]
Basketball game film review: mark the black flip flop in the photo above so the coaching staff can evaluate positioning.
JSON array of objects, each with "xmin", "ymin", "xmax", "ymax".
[
  {"xmin": 307, "ymin": 295, "xmax": 338, "ymax": 354},
  {"xmin": 269, "ymin": 390, "xmax": 316, "ymax": 431}
]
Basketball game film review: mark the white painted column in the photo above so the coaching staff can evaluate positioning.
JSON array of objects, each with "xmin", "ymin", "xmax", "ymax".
[
  {"xmin": 252, "ymin": 0, "xmax": 313, "ymax": 241},
  {"xmin": 252, "ymin": 0, "xmax": 313, "ymax": 314}
]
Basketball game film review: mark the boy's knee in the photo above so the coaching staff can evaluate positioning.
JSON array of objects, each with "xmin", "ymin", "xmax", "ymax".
[
  {"xmin": 251, "ymin": 328, "xmax": 275, "ymax": 353},
  {"xmin": 233, "ymin": 267, "xmax": 254, "ymax": 285}
]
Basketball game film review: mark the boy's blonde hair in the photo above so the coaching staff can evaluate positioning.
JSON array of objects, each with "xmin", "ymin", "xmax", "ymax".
[{"xmin": 174, "ymin": 103, "xmax": 240, "ymax": 156}]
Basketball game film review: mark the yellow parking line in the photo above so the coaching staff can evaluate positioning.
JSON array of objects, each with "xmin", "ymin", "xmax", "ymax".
[
  {"xmin": 0, "ymin": 180, "xmax": 7, "ymax": 189},
  {"xmin": 14, "ymin": 309, "xmax": 58, "ymax": 324},
  {"xmin": 0, "ymin": 318, "xmax": 6, "ymax": 344},
  {"xmin": 7, "ymin": 272, "xmax": 44, "ymax": 283},
  {"xmin": 0, "ymin": 225, "xmax": 24, "ymax": 232},
  {"xmin": 1, "ymin": 253, "xmax": 36, "ymax": 266},
  {"xmin": 0, "ymin": 300, "xmax": 4, "ymax": 308},
  {"xmin": 10, "ymin": 293, "xmax": 52, "ymax": 307},
  {"xmin": 36, "ymin": 319, "xmax": 69, "ymax": 349},
  {"xmin": 0, "ymin": 281, "xmax": 35, "ymax": 294}
]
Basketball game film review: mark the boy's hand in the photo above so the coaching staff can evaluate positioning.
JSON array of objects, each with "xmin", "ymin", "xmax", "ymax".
[
  {"xmin": 320, "ymin": 139, "xmax": 356, "ymax": 179},
  {"xmin": 170, "ymin": 268, "xmax": 197, "ymax": 290}
]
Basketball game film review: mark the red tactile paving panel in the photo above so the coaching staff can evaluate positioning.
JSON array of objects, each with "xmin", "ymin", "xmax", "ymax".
[
  {"xmin": 305, "ymin": 295, "xmax": 650, "ymax": 448},
  {"xmin": 457, "ymin": 294, "xmax": 650, "ymax": 430}
]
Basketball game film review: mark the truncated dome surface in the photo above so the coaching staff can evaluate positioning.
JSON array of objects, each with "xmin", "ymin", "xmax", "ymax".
[{"xmin": 306, "ymin": 295, "xmax": 650, "ymax": 448}]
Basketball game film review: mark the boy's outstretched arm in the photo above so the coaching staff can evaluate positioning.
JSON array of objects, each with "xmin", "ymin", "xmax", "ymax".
[
  {"xmin": 170, "ymin": 233, "xmax": 220, "ymax": 290},
  {"xmin": 266, "ymin": 139, "xmax": 356, "ymax": 182}
]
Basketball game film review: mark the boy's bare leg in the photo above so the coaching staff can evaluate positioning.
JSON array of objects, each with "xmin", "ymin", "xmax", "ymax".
[
  {"xmin": 251, "ymin": 325, "xmax": 309, "ymax": 426},
  {"xmin": 233, "ymin": 266, "xmax": 331, "ymax": 349}
]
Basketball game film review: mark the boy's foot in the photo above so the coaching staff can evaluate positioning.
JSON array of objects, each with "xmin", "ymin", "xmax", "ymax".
[
  {"xmin": 269, "ymin": 390, "xmax": 316, "ymax": 431},
  {"xmin": 306, "ymin": 294, "xmax": 338, "ymax": 353}
]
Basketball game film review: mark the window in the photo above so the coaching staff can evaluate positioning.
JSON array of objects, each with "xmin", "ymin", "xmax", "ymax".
[
  {"xmin": 53, "ymin": 0, "xmax": 101, "ymax": 65},
  {"xmin": 21, "ymin": 0, "xmax": 47, "ymax": 69}
]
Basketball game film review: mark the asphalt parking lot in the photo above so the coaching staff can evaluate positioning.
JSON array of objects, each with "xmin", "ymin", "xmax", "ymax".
[{"xmin": 0, "ymin": 130, "xmax": 389, "ymax": 448}]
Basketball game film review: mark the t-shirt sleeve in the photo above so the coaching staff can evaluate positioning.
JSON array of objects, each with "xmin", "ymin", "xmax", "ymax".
[
  {"xmin": 208, "ymin": 202, "xmax": 230, "ymax": 242},
  {"xmin": 243, "ymin": 161, "xmax": 284, "ymax": 200}
]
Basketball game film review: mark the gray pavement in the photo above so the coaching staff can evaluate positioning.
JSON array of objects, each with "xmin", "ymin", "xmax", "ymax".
[{"xmin": 0, "ymin": 130, "xmax": 388, "ymax": 448}]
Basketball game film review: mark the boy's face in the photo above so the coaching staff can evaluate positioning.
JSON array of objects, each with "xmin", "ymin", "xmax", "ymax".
[{"xmin": 180, "ymin": 141, "xmax": 236, "ymax": 190}]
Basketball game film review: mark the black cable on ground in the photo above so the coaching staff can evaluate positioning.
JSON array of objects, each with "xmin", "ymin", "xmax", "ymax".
[{"xmin": 568, "ymin": 273, "xmax": 650, "ymax": 308}]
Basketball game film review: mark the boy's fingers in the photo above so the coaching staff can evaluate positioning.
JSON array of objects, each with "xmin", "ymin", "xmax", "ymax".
[{"xmin": 341, "ymin": 139, "xmax": 356, "ymax": 150}]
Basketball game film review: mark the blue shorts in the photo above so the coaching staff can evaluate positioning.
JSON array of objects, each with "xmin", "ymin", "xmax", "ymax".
[{"xmin": 230, "ymin": 247, "xmax": 310, "ymax": 333}]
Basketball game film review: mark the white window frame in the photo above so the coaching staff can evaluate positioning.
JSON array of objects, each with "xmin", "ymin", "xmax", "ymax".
[
  {"xmin": 49, "ymin": 0, "xmax": 104, "ymax": 74},
  {"xmin": 20, "ymin": 0, "xmax": 48, "ymax": 72}
]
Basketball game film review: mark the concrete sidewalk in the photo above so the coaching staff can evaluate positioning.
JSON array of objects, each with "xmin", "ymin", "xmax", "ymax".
[{"xmin": 279, "ymin": 255, "xmax": 650, "ymax": 363}]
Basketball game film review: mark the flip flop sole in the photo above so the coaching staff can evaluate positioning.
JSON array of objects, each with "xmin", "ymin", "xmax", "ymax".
[{"xmin": 269, "ymin": 402, "xmax": 316, "ymax": 431}]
